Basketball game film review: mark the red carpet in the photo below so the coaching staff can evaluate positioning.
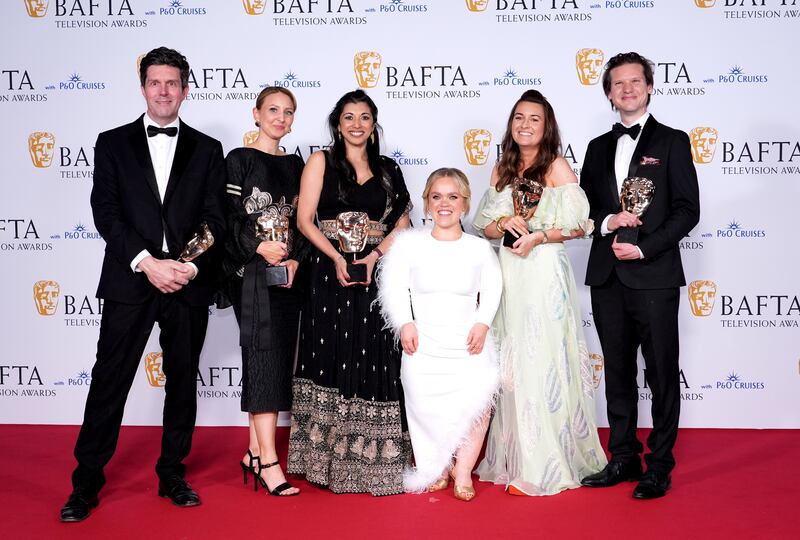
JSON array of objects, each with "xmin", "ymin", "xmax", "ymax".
[{"xmin": 1, "ymin": 426, "xmax": 797, "ymax": 539}]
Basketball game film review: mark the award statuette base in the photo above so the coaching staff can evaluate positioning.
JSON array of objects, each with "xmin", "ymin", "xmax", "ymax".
[
  {"xmin": 264, "ymin": 265, "xmax": 289, "ymax": 287},
  {"xmin": 616, "ymin": 226, "xmax": 640, "ymax": 245},
  {"xmin": 347, "ymin": 263, "xmax": 368, "ymax": 283},
  {"xmin": 502, "ymin": 230, "xmax": 520, "ymax": 248}
]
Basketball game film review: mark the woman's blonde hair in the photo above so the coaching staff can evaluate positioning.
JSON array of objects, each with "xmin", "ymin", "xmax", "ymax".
[{"xmin": 422, "ymin": 167, "xmax": 471, "ymax": 216}]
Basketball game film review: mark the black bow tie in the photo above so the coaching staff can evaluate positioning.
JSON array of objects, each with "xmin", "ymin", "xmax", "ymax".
[
  {"xmin": 147, "ymin": 125, "xmax": 178, "ymax": 137},
  {"xmin": 612, "ymin": 122, "xmax": 641, "ymax": 140}
]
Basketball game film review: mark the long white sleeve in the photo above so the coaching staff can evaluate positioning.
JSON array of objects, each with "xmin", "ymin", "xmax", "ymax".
[{"xmin": 376, "ymin": 230, "xmax": 414, "ymax": 335}]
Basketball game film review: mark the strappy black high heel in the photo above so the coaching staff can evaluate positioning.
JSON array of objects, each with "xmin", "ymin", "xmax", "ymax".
[
  {"xmin": 240, "ymin": 449, "xmax": 260, "ymax": 490},
  {"xmin": 255, "ymin": 460, "xmax": 299, "ymax": 496}
]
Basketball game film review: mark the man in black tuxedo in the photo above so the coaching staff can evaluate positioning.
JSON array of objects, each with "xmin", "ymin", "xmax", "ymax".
[
  {"xmin": 60, "ymin": 47, "xmax": 226, "ymax": 522},
  {"xmin": 578, "ymin": 52, "xmax": 699, "ymax": 499}
]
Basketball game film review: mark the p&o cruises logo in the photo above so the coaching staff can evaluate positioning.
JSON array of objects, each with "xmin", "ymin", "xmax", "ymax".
[
  {"xmin": 713, "ymin": 220, "xmax": 766, "ymax": 240},
  {"xmin": 713, "ymin": 65, "xmax": 768, "ymax": 85},
  {"xmin": 389, "ymin": 148, "xmax": 428, "ymax": 167},
  {"xmin": 25, "ymin": 0, "xmax": 148, "ymax": 29},
  {"xmin": 366, "ymin": 0, "xmax": 429, "ymax": 15},
  {"xmin": 480, "ymin": 67, "xmax": 542, "ymax": 88},
  {"xmin": 242, "ymin": 0, "xmax": 367, "ymax": 26},
  {"xmin": 50, "ymin": 222, "xmax": 102, "ymax": 241},
  {"xmin": 146, "ymin": 0, "xmax": 208, "ymax": 16},
  {"xmin": 271, "ymin": 70, "xmax": 322, "ymax": 89},
  {"xmin": 48, "ymin": 72, "xmax": 107, "ymax": 92},
  {"xmin": 354, "ymin": 51, "xmax": 479, "ymax": 100},
  {"xmin": 468, "ymin": 0, "xmax": 594, "ymax": 23},
  {"xmin": 706, "ymin": 372, "xmax": 765, "ymax": 391}
]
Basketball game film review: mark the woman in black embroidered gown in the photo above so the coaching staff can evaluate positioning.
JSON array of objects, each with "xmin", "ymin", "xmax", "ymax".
[
  {"xmin": 221, "ymin": 87, "xmax": 307, "ymax": 496},
  {"xmin": 288, "ymin": 90, "xmax": 412, "ymax": 495}
]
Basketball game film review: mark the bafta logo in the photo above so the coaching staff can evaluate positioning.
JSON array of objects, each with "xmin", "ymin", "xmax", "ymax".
[
  {"xmin": 28, "ymin": 132, "xmax": 55, "ymax": 168},
  {"xmin": 576, "ymin": 48, "xmax": 604, "ymax": 86},
  {"xmin": 243, "ymin": 130, "xmax": 259, "ymax": 146},
  {"xmin": 353, "ymin": 51, "xmax": 382, "ymax": 89},
  {"xmin": 688, "ymin": 280, "xmax": 717, "ymax": 317},
  {"xmin": 33, "ymin": 280, "xmax": 60, "ymax": 316},
  {"xmin": 589, "ymin": 353, "xmax": 604, "ymax": 389},
  {"xmin": 136, "ymin": 53, "xmax": 146, "ymax": 79},
  {"xmin": 694, "ymin": 0, "xmax": 716, "ymax": 7},
  {"xmin": 242, "ymin": 0, "xmax": 266, "ymax": 15},
  {"xmin": 24, "ymin": 0, "xmax": 49, "ymax": 17},
  {"xmin": 463, "ymin": 129, "xmax": 492, "ymax": 166},
  {"xmin": 689, "ymin": 127, "xmax": 719, "ymax": 164},
  {"xmin": 144, "ymin": 352, "xmax": 167, "ymax": 387},
  {"xmin": 465, "ymin": 0, "xmax": 489, "ymax": 11}
]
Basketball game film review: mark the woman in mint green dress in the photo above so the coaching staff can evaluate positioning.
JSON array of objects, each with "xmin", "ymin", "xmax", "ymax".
[{"xmin": 473, "ymin": 90, "xmax": 607, "ymax": 496}]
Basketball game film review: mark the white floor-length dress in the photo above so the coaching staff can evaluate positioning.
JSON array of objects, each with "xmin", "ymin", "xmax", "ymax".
[{"xmin": 378, "ymin": 229, "xmax": 502, "ymax": 492}]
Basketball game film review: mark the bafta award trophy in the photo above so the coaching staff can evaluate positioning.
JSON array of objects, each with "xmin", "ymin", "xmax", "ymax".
[
  {"xmin": 616, "ymin": 177, "xmax": 655, "ymax": 245},
  {"xmin": 255, "ymin": 214, "xmax": 290, "ymax": 286},
  {"xmin": 503, "ymin": 177, "xmax": 544, "ymax": 247},
  {"xmin": 336, "ymin": 211, "xmax": 370, "ymax": 283},
  {"xmin": 178, "ymin": 222, "xmax": 215, "ymax": 262}
]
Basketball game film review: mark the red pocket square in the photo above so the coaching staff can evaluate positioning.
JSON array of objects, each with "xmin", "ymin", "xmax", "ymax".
[{"xmin": 640, "ymin": 156, "xmax": 661, "ymax": 165}]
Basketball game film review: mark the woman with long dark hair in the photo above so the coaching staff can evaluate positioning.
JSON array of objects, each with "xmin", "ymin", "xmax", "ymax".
[
  {"xmin": 473, "ymin": 89, "xmax": 607, "ymax": 495},
  {"xmin": 288, "ymin": 89, "xmax": 412, "ymax": 495},
  {"xmin": 221, "ymin": 87, "xmax": 308, "ymax": 496}
]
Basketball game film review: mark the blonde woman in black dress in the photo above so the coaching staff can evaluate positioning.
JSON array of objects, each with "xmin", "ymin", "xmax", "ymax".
[{"xmin": 222, "ymin": 87, "xmax": 308, "ymax": 496}]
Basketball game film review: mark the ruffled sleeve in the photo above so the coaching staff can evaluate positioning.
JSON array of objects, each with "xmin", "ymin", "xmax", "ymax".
[
  {"xmin": 531, "ymin": 183, "xmax": 594, "ymax": 237},
  {"xmin": 375, "ymin": 230, "xmax": 415, "ymax": 337},
  {"xmin": 472, "ymin": 187, "xmax": 513, "ymax": 237}
]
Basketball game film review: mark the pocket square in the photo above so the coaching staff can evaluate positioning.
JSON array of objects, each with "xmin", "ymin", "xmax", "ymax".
[{"xmin": 640, "ymin": 156, "xmax": 661, "ymax": 165}]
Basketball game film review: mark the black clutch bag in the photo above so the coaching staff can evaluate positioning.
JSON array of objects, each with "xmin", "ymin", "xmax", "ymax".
[
  {"xmin": 264, "ymin": 265, "xmax": 288, "ymax": 287},
  {"xmin": 347, "ymin": 263, "xmax": 367, "ymax": 283},
  {"xmin": 502, "ymin": 231, "xmax": 519, "ymax": 248}
]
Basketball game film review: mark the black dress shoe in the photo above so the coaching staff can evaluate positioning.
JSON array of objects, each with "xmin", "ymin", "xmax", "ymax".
[
  {"xmin": 60, "ymin": 488, "xmax": 99, "ymax": 522},
  {"xmin": 580, "ymin": 459, "xmax": 643, "ymax": 487},
  {"xmin": 632, "ymin": 471, "xmax": 671, "ymax": 499},
  {"xmin": 158, "ymin": 475, "xmax": 201, "ymax": 507}
]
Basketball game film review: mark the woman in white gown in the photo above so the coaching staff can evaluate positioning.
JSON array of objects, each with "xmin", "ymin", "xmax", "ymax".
[
  {"xmin": 474, "ymin": 90, "xmax": 607, "ymax": 496},
  {"xmin": 378, "ymin": 168, "xmax": 502, "ymax": 501}
]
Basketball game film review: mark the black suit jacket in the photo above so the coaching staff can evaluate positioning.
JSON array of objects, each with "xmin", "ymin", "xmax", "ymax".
[
  {"xmin": 580, "ymin": 115, "xmax": 700, "ymax": 289},
  {"xmin": 90, "ymin": 115, "xmax": 226, "ymax": 307}
]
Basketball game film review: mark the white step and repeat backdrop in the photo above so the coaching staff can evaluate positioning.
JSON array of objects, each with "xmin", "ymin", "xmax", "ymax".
[{"xmin": 1, "ymin": 1, "xmax": 798, "ymax": 428}]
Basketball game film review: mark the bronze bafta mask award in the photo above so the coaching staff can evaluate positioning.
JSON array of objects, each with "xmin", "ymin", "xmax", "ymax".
[
  {"xmin": 178, "ymin": 222, "xmax": 215, "ymax": 262},
  {"xmin": 255, "ymin": 214, "xmax": 290, "ymax": 286},
  {"xmin": 617, "ymin": 177, "xmax": 655, "ymax": 245},
  {"xmin": 503, "ymin": 177, "xmax": 544, "ymax": 247},
  {"xmin": 336, "ymin": 211, "xmax": 370, "ymax": 283}
]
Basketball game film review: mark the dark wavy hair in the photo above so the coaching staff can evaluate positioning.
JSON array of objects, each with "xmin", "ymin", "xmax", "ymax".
[
  {"xmin": 327, "ymin": 89, "xmax": 391, "ymax": 203},
  {"xmin": 495, "ymin": 89, "xmax": 561, "ymax": 192},
  {"xmin": 601, "ymin": 51, "xmax": 655, "ymax": 110},
  {"xmin": 139, "ymin": 46, "xmax": 190, "ymax": 88}
]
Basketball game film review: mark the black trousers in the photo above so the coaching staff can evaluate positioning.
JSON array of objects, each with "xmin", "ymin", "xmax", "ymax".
[
  {"xmin": 590, "ymin": 270, "xmax": 681, "ymax": 474},
  {"xmin": 71, "ymin": 295, "xmax": 209, "ymax": 493}
]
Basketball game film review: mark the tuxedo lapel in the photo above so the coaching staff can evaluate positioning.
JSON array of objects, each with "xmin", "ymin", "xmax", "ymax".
[
  {"xmin": 128, "ymin": 118, "xmax": 161, "ymax": 205},
  {"xmin": 163, "ymin": 121, "xmax": 197, "ymax": 207},
  {"xmin": 605, "ymin": 133, "xmax": 620, "ymax": 208},
  {"xmin": 627, "ymin": 115, "xmax": 657, "ymax": 179}
]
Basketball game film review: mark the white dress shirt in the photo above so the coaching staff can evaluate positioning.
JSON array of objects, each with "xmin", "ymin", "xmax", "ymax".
[
  {"xmin": 600, "ymin": 112, "xmax": 650, "ymax": 258},
  {"xmin": 130, "ymin": 115, "xmax": 197, "ymax": 277}
]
